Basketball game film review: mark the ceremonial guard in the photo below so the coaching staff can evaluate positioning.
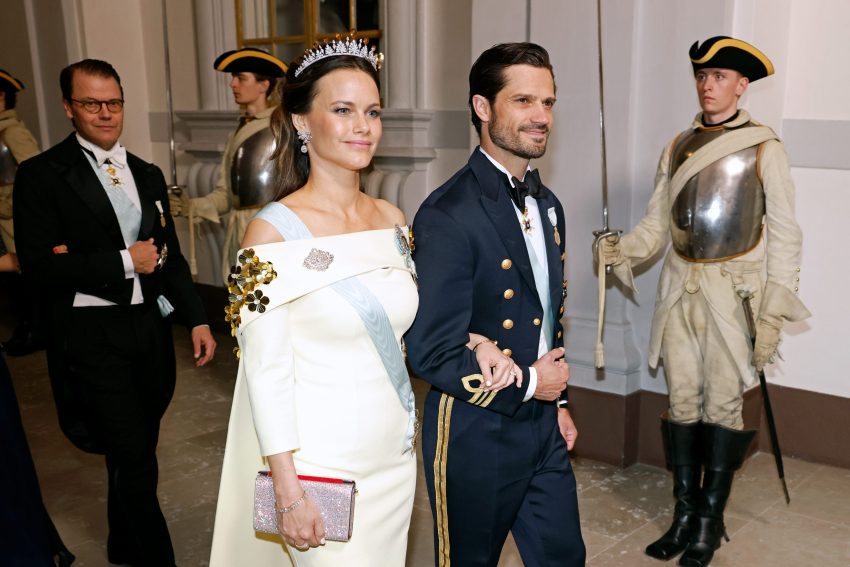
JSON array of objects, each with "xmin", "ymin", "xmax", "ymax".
[
  {"xmin": 0, "ymin": 68, "xmax": 44, "ymax": 355},
  {"xmin": 169, "ymin": 48, "xmax": 286, "ymax": 282},
  {"xmin": 599, "ymin": 37, "xmax": 810, "ymax": 567}
]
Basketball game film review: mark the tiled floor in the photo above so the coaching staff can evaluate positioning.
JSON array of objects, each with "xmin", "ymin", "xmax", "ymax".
[{"xmin": 9, "ymin": 331, "xmax": 850, "ymax": 566}]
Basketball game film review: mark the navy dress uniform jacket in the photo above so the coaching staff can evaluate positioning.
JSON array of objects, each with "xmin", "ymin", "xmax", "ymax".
[
  {"xmin": 406, "ymin": 147, "xmax": 567, "ymax": 411},
  {"xmin": 405, "ymin": 148, "xmax": 584, "ymax": 567}
]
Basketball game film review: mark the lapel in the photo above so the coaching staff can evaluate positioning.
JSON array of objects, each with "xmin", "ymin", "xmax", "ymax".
[
  {"xmin": 536, "ymin": 188, "xmax": 564, "ymax": 314},
  {"xmin": 54, "ymin": 134, "xmax": 125, "ymax": 247},
  {"xmin": 127, "ymin": 153, "xmax": 157, "ymax": 240},
  {"xmin": 470, "ymin": 149, "xmax": 539, "ymax": 302}
]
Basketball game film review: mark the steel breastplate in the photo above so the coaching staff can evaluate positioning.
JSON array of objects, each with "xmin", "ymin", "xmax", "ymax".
[
  {"xmin": 230, "ymin": 127, "xmax": 277, "ymax": 207},
  {"xmin": 669, "ymin": 124, "xmax": 765, "ymax": 261},
  {"xmin": 0, "ymin": 134, "xmax": 18, "ymax": 185}
]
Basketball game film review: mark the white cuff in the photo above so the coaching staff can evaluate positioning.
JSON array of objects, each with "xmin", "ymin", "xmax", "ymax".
[
  {"xmin": 120, "ymin": 249, "xmax": 134, "ymax": 278},
  {"xmin": 523, "ymin": 366, "xmax": 538, "ymax": 402}
]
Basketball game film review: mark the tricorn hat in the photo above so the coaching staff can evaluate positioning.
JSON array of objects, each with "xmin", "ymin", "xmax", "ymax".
[
  {"xmin": 689, "ymin": 36, "xmax": 774, "ymax": 83},
  {"xmin": 213, "ymin": 48, "xmax": 287, "ymax": 78},
  {"xmin": 0, "ymin": 69, "xmax": 25, "ymax": 92}
]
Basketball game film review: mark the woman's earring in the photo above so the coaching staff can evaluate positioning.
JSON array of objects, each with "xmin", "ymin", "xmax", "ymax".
[{"xmin": 297, "ymin": 131, "xmax": 312, "ymax": 154}]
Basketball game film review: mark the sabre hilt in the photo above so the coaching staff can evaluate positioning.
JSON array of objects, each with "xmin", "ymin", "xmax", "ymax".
[
  {"xmin": 592, "ymin": 228, "xmax": 622, "ymax": 275},
  {"xmin": 736, "ymin": 287, "xmax": 758, "ymax": 342}
]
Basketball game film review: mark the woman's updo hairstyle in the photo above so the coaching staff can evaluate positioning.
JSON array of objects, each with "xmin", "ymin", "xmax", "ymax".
[{"xmin": 270, "ymin": 42, "xmax": 381, "ymax": 201}]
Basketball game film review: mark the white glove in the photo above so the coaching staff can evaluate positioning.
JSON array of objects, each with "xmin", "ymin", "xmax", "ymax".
[
  {"xmin": 168, "ymin": 188, "xmax": 190, "ymax": 218},
  {"xmin": 752, "ymin": 317, "xmax": 781, "ymax": 371},
  {"xmin": 596, "ymin": 235, "xmax": 624, "ymax": 266}
]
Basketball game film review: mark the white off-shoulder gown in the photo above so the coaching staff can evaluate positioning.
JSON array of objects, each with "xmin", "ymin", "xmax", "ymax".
[{"xmin": 209, "ymin": 203, "xmax": 418, "ymax": 566}]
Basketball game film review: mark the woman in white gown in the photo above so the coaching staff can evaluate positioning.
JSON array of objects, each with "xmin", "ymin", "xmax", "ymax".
[{"xmin": 209, "ymin": 38, "xmax": 520, "ymax": 566}]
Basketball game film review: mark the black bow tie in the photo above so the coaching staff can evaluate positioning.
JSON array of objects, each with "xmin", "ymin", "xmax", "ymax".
[{"xmin": 508, "ymin": 169, "xmax": 543, "ymax": 210}]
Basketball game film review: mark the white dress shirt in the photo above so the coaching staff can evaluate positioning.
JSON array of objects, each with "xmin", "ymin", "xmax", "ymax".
[
  {"xmin": 480, "ymin": 148, "xmax": 551, "ymax": 401},
  {"xmin": 73, "ymin": 134, "xmax": 144, "ymax": 307}
]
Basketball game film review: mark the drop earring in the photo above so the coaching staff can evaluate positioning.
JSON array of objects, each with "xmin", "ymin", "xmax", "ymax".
[{"xmin": 297, "ymin": 130, "xmax": 312, "ymax": 154}]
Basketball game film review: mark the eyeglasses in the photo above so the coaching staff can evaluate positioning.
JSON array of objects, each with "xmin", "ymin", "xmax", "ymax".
[{"xmin": 71, "ymin": 98, "xmax": 125, "ymax": 114}]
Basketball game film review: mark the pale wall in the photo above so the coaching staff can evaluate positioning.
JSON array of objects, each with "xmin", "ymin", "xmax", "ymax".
[
  {"xmin": 467, "ymin": 0, "xmax": 848, "ymax": 401},
  {"xmin": 71, "ymin": 0, "xmax": 199, "ymax": 169}
]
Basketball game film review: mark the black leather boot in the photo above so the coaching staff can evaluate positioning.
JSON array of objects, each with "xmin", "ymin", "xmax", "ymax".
[
  {"xmin": 645, "ymin": 418, "xmax": 702, "ymax": 561},
  {"xmin": 678, "ymin": 423, "xmax": 756, "ymax": 567}
]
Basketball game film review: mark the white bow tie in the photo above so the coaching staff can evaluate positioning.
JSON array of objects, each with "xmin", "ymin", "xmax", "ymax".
[{"xmin": 92, "ymin": 145, "xmax": 127, "ymax": 168}]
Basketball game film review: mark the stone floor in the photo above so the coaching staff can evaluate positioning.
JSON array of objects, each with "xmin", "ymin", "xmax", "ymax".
[{"xmin": 9, "ymin": 330, "xmax": 850, "ymax": 566}]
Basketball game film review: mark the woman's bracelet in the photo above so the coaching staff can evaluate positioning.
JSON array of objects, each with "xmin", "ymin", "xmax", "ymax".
[
  {"xmin": 276, "ymin": 490, "xmax": 307, "ymax": 514},
  {"xmin": 472, "ymin": 338, "xmax": 497, "ymax": 352}
]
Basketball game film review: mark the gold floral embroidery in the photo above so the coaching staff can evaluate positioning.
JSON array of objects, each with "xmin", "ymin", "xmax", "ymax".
[{"xmin": 225, "ymin": 248, "xmax": 278, "ymax": 339}]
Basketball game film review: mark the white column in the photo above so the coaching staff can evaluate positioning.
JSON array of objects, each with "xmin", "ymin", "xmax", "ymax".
[{"xmin": 384, "ymin": 0, "xmax": 416, "ymax": 109}]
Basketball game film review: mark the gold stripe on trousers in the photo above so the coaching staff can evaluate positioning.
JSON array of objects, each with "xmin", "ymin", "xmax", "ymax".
[{"xmin": 433, "ymin": 393, "xmax": 454, "ymax": 567}]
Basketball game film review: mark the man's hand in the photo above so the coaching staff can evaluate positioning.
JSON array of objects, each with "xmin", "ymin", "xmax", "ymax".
[
  {"xmin": 530, "ymin": 347, "xmax": 569, "ymax": 401},
  {"xmin": 191, "ymin": 325, "xmax": 216, "ymax": 367},
  {"xmin": 128, "ymin": 239, "xmax": 159, "ymax": 274},
  {"xmin": 557, "ymin": 407, "xmax": 578, "ymax": 450}
]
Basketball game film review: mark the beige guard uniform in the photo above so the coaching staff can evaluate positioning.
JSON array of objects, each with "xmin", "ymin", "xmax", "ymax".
[
  {"xmin": 611, "ymin": 110, "xmax": 809, "ymax": 428},
  {"xmin": 189, "ymin": 106, "xmax": 275, "ymax": 284},
  {"xmin": 0, "ymin": 108, "xmax": 40, "ymax": 252}
]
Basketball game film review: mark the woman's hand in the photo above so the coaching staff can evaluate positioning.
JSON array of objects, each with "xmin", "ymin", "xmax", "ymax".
[
  {"xmin": 468, "ymin": 333, "xmax": 523, "ymax": 392},
  {"xmin": 267, "ymin": 452, "xmax": 326, "ymax": 550},
  {"xmin": 277, "ymin": 491, "xmax": 326, "ymax": 550}
]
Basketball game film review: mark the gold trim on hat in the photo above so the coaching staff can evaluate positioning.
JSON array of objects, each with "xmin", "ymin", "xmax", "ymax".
[
  {"xmin": 691, "ymin": 38, "xmax": 774, "ymax": 76},
  {"xmin": 215, "ymin": 51, "xmax": 288, "ymax": 73},
  {"xmin": 0, "ymin": 70, "xmax": 23, "ymax": 91}
]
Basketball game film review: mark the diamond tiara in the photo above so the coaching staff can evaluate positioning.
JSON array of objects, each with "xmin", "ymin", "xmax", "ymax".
[{"xmin": 293, "ymin": 35, "xmax": 383, "ymax": 78}]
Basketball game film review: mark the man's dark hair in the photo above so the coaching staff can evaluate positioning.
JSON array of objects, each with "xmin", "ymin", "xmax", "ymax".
[
  {"xmin": 0, "ymin": 85, "xmax": 16, "ymax": 110},
  {"xmin": 468, "ymin": 42, "xmax": 554, "ymax": 136},
  {"xmin": 252, "ymin": 72, "xmax": 278, "ymax": 98},
  {"xmin": 60, "ymin": 59, "xmax": 124, "ymax": 102}
]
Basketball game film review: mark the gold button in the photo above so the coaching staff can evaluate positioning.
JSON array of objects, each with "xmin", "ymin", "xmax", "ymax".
[
  {"xmin": 559, "ymin": 306, "xmax": 565, "ymax": 315},
  {"xmin": 502, "ymin": 319, "xmax": 514, "ymax": 330},
  {"xmin": 502, "ymin": 348, "xmax": 512, "ymax": 357},
  {"xmin": 501, "ymin": 259, "xmax": 512, "ymax": 270},
  {"xmin": 503, "ymin": 289, "xmax": 515, "ymax": 300},
  {"xmin": 794, "ymin": 287, "xmax": 799, "ymax": 292},
  {"xmin": 533, "ymin": 318, "xmax": 541, "ymax": 326},
  {"xmin": 563, "ymin": 280, "xmax": 568, "ymax": 288},
  {"xmin": 560, "ymin": 252, "xmax": 565, "ymax": 261},
  {"xmin": 557, "ymin": 330, "xmax": 563, "ymax": 339},
  {"xmin": 796, "ymin": 267, "xmax": 801, "ymax": 272}
]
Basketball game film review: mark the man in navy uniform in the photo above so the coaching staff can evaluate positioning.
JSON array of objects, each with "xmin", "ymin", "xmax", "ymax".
[{"xmin": 406, "ymin": 42, "xmax": 585, "ymax": 567}]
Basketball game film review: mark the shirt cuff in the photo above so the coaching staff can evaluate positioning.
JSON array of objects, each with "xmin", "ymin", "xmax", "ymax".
[
  {"xmin": 523, "ymin": 366, "xmax": 537, "ymax": 402},
  {"xmin": 120, "ymin": 249, "xmax": 134, "ymax": 279}
]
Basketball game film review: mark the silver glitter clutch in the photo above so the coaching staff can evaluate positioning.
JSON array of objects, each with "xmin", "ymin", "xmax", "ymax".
[{"xmin": 254, "ymin": 471, "xmax": 357, "ymax": 542}]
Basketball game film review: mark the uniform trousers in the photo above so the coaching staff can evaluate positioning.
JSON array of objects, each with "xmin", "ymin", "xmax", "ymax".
[
  {"xmin": 65, "ymin": 304, "xmax": 177, "ymax": 566},
  {"xmin": 661, "ymin": 289, "xmax": 745, "ymax": 429},
  {"xmin": 422, "ymin": 391, "xmax": 585, "ymax": 567}
]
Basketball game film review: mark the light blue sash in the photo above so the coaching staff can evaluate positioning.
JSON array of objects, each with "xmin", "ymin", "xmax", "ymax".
[
  {"xmin": 255, "ymin": 203, "xmax": 416, "ymax": 452},
  {"xmin": 82, "ymin": 152, "xmax": 141, "ymax": 246}
]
